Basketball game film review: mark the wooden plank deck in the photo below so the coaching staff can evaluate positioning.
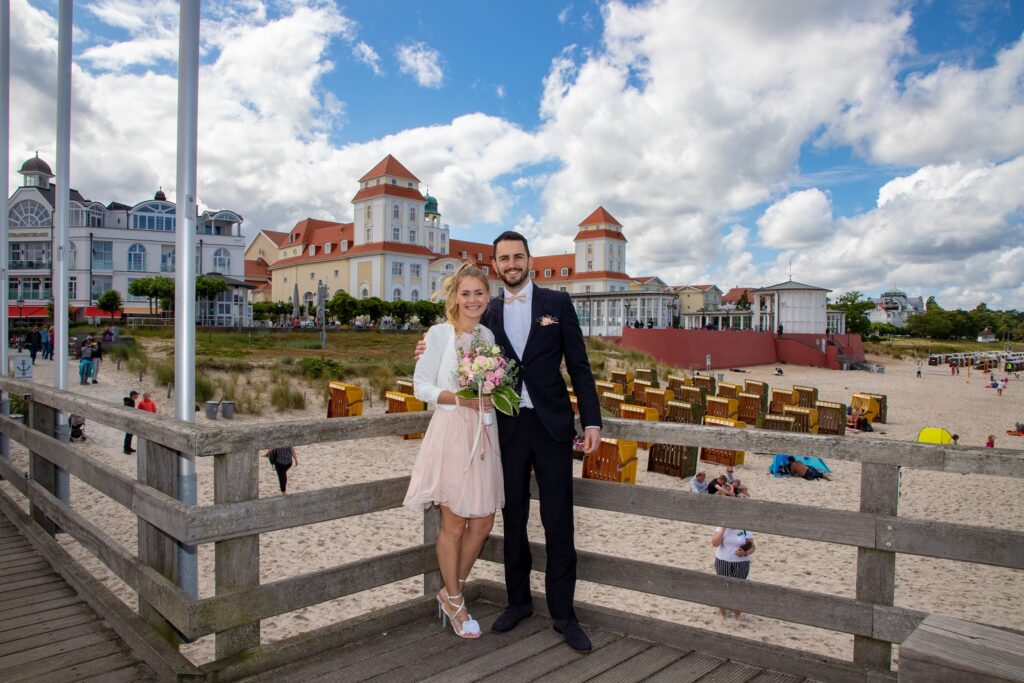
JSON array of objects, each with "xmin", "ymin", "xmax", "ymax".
[
  {"xmin": 0, "ymin": 516, "xmax": 157, "ymax": 683},
  {"xmin": 242, "ymin": 598, "xmax": 813, "ymax": 683}
]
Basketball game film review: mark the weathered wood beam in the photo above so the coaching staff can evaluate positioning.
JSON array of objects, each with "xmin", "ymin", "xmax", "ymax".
[
  {"xmin": 185, "ymin": 476, "xmax": 409, "ymax": 544},
  {"xmin": 185, "ymin": 544, "xmax": 436, "ymax": 637},
  {"xmin": 854, "ymin": 463, "xmax": 899, "ymax": 671}
]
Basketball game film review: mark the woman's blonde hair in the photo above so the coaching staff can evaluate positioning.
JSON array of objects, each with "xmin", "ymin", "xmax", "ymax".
[{"xmin": 438, "ymin": 261, "xmax": 490, "ymax": 325}]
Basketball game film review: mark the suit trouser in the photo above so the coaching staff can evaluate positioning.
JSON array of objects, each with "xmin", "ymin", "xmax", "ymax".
[{"xmin": 501, "ymin": 408, "xmax": 577, "ymax": 624}]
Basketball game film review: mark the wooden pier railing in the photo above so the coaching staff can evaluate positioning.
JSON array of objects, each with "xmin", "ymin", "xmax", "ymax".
[{"xmin": 0, "ymin": 375, "xmax": 1021, "ymax": 682}]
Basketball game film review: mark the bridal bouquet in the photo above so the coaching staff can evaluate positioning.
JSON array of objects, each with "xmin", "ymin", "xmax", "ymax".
[{"xmin": 455, "ymin": 333, "xmax": 521, "ymax": 425}]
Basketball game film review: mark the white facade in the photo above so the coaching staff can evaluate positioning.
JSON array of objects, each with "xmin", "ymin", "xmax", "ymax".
[
  {"xmin": 750, "ymin": 281, "xmax": 831, "ymax": 334},
  {"xmin": 6, "ymin": 155, "xmax": 248, "ymax": 324}
]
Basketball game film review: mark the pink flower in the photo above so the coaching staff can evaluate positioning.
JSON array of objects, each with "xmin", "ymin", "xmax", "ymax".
[
  {"xmin": 485, "ymin": 371, "xmax": 496, "ymax": 384},
  {"xmin": 483, "ymin": 381, "xmax": 495, "ymax": 394}
]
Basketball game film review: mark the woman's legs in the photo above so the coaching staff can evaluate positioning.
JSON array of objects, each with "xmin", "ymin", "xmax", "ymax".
[
  {"xmin": 437, "ymin": 505, "xmax": 478, "ymax": 635},
  {"xmin": 457, "ymin": 514, "xmax": 494, "ymax": 583}
]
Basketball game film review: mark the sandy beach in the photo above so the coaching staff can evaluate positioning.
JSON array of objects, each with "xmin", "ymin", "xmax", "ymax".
[{"xmin": 1, "ymin": 347, "xmax": 1022, "ymax": 667}]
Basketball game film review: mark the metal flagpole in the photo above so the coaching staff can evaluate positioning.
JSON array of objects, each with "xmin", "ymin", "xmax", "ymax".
[
  {"xmin": 52, "ymin": 0, "xmax": 72, "ymax": 500},
  {"xmin": 0, "ymin": 0, "xmax": 10, "ymax": 464},
  {"xmin": 174, "ymin": 0, "xmax": 200, "ymax": 599}
]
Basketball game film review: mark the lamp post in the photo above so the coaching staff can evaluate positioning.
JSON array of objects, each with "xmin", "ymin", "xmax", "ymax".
[
  {"xmin": 624, "ymin": 301, "xmax": 632, "ymax": 331},
  {"xmin": 16, "ymin": 298, "xmax": 24, "ymax": 325}
]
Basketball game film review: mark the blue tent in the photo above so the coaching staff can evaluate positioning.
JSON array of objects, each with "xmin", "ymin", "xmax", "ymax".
[{"xmin": 770, "ymin": 454, "xmax": 831, "ymax": 477}]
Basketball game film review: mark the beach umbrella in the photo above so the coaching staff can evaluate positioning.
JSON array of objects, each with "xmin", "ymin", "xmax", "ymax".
[
  {"xmin": 293, "ymin": 283, "xmax": 300, "ymax": 319},
  {"xmin": 916, "ymin": 427, "xmax": 953, "ymax": 444}
]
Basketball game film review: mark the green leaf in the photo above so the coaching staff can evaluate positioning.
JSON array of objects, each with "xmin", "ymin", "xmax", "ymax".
[
  {"xmin": 455, "ymin": 389, "xmax": 478, "ymax": 400},
  {"xmin": 490, "ymin": 385, "xmax": 521, "ymax": 416}
]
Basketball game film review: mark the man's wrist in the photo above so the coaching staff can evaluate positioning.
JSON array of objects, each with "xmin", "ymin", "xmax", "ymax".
[{"xmin": 584, "ymin": 426, "xmax": 600, "ymax": 431}]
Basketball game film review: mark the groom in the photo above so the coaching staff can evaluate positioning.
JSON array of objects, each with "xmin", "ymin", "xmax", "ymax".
[{"xmin": 484, "ymin": 231, "xmax": 602, "ymax": 651}]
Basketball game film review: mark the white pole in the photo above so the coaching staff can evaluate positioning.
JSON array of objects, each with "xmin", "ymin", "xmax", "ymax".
[
  {"xmin": 52, "ymin": 0, "xmax": 72, "ymax": 503},
  {"xmin": 174, "ymin": 0, "xmax": 200, "ymax": 599},
  {"xmin": 0, "ymin": 0, "xmax": 9, "ymax": 463}
]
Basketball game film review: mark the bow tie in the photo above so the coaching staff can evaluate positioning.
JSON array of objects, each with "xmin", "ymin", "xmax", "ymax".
[{"xmin": 504, "ymin": 293, "xmax": 527, "ymax": 305}]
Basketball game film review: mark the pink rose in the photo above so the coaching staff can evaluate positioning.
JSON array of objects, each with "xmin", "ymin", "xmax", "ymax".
[{"xmin": 482, "ymin": 381, "xmax": 495, "ymax": 394}]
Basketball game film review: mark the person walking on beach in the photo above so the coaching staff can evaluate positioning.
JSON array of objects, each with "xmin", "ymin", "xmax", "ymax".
[
  {"xmin": 27, "ymin": 326, "xmax": 40, "ymax": 364},
  {"xmin": 123, "ymin": 391, "xmax": 139, "ymax": 454},
  {"xmin": 267, "ymin": 446, "xmax": 298, "ymax": 494},
  {"xmin": 405, "ymin": 262, "xmax": 505, "ymax": 639},
  {"xmin": 711, "ymin": 522, "xmax": 755, "ymax": 619},
  {"xmin": 415, "ymin": 232, "xmax": 603, "ymax": 651},
  {"xmin": 91, "ymin": 340, "xmax": 103, "ymax": 384}
]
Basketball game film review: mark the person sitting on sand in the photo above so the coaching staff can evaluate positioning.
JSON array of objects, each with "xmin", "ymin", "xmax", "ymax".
[
  {"xmin": 689, "ymin": 471, "xmax": 708, "ymax": 494},
  {"xmin": 773, "ymin": 367, "xmax": 784, "ymax": 376},
  {"xmin": 733, "ymin": 480, "xmax": 750, "ymax": 498},
  {"xmin": 707, "ymin": 473, "xmax": 735, "ymax": 496},
  {"xmin": 787, "ymin": 456, "xmax": 832, "ymax": 481},
  {"xmin": 1014, "ymin": 423, "xmax": 1024, "ymax": 434}
]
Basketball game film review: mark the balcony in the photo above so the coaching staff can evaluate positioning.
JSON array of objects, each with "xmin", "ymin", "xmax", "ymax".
[
  {"xmin": 13, "ymin": 289, "xmax": 53, "ymax": 301},
  {"xmin": 9, "ymin": 260, "xmax": 51, "ymax": 270}
]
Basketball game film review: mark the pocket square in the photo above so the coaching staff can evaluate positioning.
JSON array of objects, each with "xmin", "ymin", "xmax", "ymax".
[{"xmin": 537, "ymin": 315, "xmax": 559, "ymax": 326}]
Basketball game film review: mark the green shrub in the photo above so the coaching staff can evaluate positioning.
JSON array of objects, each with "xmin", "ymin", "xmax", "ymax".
[
  {"xmin": 195, "ymin": 375, "xmax": 215, "ymax": 403},
  {"xmin": 237, "ymin": 387, "xmax": 263, "ymax": 415},
  {"xmin": 366, "ymin": 363, "xmax": 395, "ymax": 399},
  {"xmin": 153, "ymin": 361, "xmax": 174, "ymax": 387},
  {"xmin": 297, "ymin": 357, "xmax": 345, "ymax": 379},
  {"xmin": 270, "ymin": 382, "xmax": 306, "ymax": 411}
]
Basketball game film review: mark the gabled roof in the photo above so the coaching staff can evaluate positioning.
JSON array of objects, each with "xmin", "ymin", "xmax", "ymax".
[
  {"xmin": 359, "ymin": 155, "xmax": 420, "ymax": 183},
  {"xmin": 757, "ymin": 280, "xmax": 831, "ymax": 292},
  {"xmin": 579, "ymin": 206, "xmax": 621, "ymax": 227},
  {"xmin": 262, "ymin": 230, "xmax": 290, "ymax": 247},
  {"xmin": 287, "ymin": 218, "xmax": 346, "ymax": 246},
  {"xmin": 244, "ymin": 258, "xmax": 269, "ymax": 278},
  {"xmin": 532, "ymin": 254, "xmax": 575, "ymax": 281},
  {"xmin": 351, "ymin": 184, "xmax": 426, "ymax": 203},
  {"xmin": 573, "ymin": 229, "xmax": 626, "ymax": 242},
  {"xmin": 344, "ymin": 241, "xmax": 434, "ymax": 258},
  {"xmin": 448, "ymin": 239, "xmax": 494, "ymax": 265}
]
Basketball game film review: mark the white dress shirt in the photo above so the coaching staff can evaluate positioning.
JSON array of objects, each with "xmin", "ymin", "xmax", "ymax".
[{"xmin": 503, "ymin": 280, "xmax": 534, "ymax": 409}]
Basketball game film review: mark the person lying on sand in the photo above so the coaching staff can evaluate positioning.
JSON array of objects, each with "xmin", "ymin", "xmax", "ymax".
[{"xmin": 787, "ymin": 456, "xmax": 832, "ymax": 481}]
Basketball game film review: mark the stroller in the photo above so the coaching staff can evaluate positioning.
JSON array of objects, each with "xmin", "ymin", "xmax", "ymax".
[{"xmin": 69, "ymin": 414, "xmax": 86, "ymax": 442}]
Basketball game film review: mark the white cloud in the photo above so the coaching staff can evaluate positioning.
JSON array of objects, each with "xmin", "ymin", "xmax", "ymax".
[
  {"xmin": 495, "ymin": 84, "xmax": 505, "ymax": 98},
  {"xmin": 396, "ymin": 42, "xmax": 444, "ymax": 88},
  {"xmin": 558, "ymin": 5, "xmax": 573, "ymax": 25},
  {"xmin": 757, "ymin": 189, "xmax": 835, "ymax": 249},
  {"xmin": 353, "ymin": 41, "xmax": 383, "ymax": 75}
]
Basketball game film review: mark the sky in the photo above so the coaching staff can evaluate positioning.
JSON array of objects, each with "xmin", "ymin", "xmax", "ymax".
[{"xmin": 7, "ymin": 0, "xmax": 1024, "ymax": 309}]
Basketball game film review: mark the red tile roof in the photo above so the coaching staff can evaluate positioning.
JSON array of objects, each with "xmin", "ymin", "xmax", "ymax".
[
  {"xmin": 448, "ymin": 239, "xmax": 494, "ymax": 265},
  {"xmin": 579, "ymin": 206, "xmax": 621, "ymax": 227},
  {"xmin": 569, "ymin": 270, "xmax": 633, "ymax": 281},
  {"xmin": 288, "ymin": 218, "xmax": 346, "ymax": 245},
  {"xmin": 351, "ymin": 184, "xmax": 426, "ymax": 203},
  {"xmin": 344, "ymin": 241, "xmax": 434, "ymax": 257},
  {"xmin": 244, "ymin": 258, "xmax": 269, "ymax": 278},
  {"xmin": 263, "ymin": 230, "xmax": 290, "ymax": 246},
  {"xmin": 721, "ymin": 287, "xmax": 754, "ymax": 303},
  {"xmin": 531, "ymin": 254, "xmax": 575, "ymax": 282},
  {"xmin": 358, "ymin": 155, "xmax": 420, "ymax": 183},
  {"xmin": 573, "ymin": 228, "xmax": 626, "ymax": 242},
  {"xmin": 634, "ymin": 276, "xmax": 656, "ymax": 284}
]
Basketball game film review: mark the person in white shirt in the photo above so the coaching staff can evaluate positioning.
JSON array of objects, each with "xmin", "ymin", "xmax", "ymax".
[
  {"xmin": 711, "ymin": 524, "xmax": 755, "ymax": 619},
  {"xmin": 689, "ymin": 471, "xmax": 708, "ymax": 494}
]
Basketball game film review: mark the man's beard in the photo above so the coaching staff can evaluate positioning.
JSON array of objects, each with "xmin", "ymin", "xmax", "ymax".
[{"xmin": 499, "ymin": 268, "xmax": 526, "ymax": 288}]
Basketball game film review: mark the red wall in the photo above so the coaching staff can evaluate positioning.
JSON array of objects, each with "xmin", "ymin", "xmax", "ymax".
[{"xmin": 617, "ymin": 329, "xmax": 864, "ymax": 370}]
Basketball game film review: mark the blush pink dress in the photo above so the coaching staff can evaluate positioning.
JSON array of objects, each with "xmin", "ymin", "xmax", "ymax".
[{"xmin": 403, "ymin": 327, "xmax": 504, "ymax": 518}]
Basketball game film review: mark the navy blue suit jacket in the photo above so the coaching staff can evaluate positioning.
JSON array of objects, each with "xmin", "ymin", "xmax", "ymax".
[{"xmin": 483, "ymin": 285, "xmax": 602, "ymax": 444}]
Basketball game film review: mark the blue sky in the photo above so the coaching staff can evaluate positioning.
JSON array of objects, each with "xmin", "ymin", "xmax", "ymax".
[{"xmin": 8, "ymin": 0, "xmax": 1024, "ymax": 308}]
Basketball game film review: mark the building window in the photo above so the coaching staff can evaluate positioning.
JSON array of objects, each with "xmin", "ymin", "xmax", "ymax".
[
  {"xmin": 309, "ymin": 245, "xmax": 316, "ymax": 256},
  {"xmin": 561, "ymin": 267, "xmax": 569, "ymax": 276},
  {"xmin": 213, "ymin": 248, "xmax": 230, "ymax": 272},
  {"xmin": 9, "ymin": 199, "xmax": 51, "ymax": 228},
  {"xmin": 325, "ymin": 243, "xmax": 332, "ymax": 254},
  {"xmin": 587, "ymin": 260, "xmax": 593, "ymax": 271},
  {"xmin": 66, "ymin": 242, "xmax": 76, "ymax": 269},
  {"xmin": 393, "ymin": 203, "xmax": 400, "ymax": 220},
  {"xmin": 409, "ymin": 207, "xmax": 416, "ymax": 222},
  {"xmin": 88, "ymin": 205, "xmax": 104, "ymax": 227},
  {"xmin": 482, "ymin": 266, "xmax": 489, "ymax": 275},
  {"xmin": 544, "ymin": 269, "xmax": 552, "ymax": 277},
  {"xmin": 411, "ymin": 289, "xmax": 420, "ymax": 302},
  {"xmin": 69, "ymin": 276, "xmax": 77, "ymax": 300},
  {"xmin": 283, "ymin": 277, "xmax": 288, "ymax": 283},
  {"xmin": 366, "ymin": 227, "xmax": 372, "ymax": 242},
  {"xmin": 445, "ymin": 263, "xmax": 454, "ymax": 271},
  {"xmin": 365, "ymin": 205, "xmax": 372, "ymax": 221},
  {"xmin": 528, "ymin": 270, "xmax": 536, "ymax": 279},
  {"xmin": 310, "ymin": 272, "xmax": 315, "ymax": 280},
  {"xmin": 391, "ymin": 178, "xmax": 397, "ymax": 185},
  {"xmin": 585, "ymin": 285, "xmax": 592, "ymax": 293},
  {"xmin": 393, "ymin": 225, "xmax": 400, "ymax": 240},
  {"xmin": 127, "ymin": 243, "xmax": 147, "ymax": 272},
  {"xmin": 392, "ymin": 262, "xmax": 403, "ymax": 276},
  {"xmin": 560, "ymin": 286, "xmax": 567, "ymax": 292},
  {"xmin": 161, "ymin": 247, "xmax": 175, "ymax": 273},
  {"xmin": 333, "ymin": 269, "xmax": 340, "ymax": 278},
  {"xmin": 393, "ymin": 288, "xmax": 401, "ymax": 301},
  {"xmin": 407, "ymin": 181, "xmax": 414, "ymax": 188},
  {"xmin": 476, "ymin": 253, "xmax": 483, "ymax": 261},
  {"xmin": 361, "ymin": 287, "xmax": 369, "ymax": 299},
  {"xmin": 411, "ymin": 264, "xmax": 421, "ymax": 277},
  {"xmin": 131, "ymin": 201, "xmax": 176, "ymax": 231},
  {"xmin": 409, "ymin": 228, "xmax": 416, "ymax": 243}
]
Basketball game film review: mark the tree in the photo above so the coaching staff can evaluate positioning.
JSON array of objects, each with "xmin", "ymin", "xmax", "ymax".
[
  {"xmin": 358, "ymin": 296, "xmax": 387, "ymax": 325},
  {"xmin": 390, "ymin": 300, "xmax": 413, "ymax": 326},
  {"xmin": 327, "ymin": 290, "xmax": 359, "ymax": 325},
  {"xmin": 97, "ymin": 289, "xmax": 123, "ymax": 324},
  {"xmin": 735, "ymin": 291, "xmax": 751, "ymax": 311},
  {"xmin": 831, "ymin": 291, "xmax": 875, "ymax": 335},
  {"xmin": 195, "ymin": 275, "xmax": 229, "ymax": 326},
  {"xmin": 127, "ymin": 278, "xmax": 156, "ymax": 314},
  {"xmin": 152, "ymin": 277, "xmax": 175, "ymax": 314},
  {"xmin": 412, "ymin": 299, "xmax": 443, "ymax": 327}
]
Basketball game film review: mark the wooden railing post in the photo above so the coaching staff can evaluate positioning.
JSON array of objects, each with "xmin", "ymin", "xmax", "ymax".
[
  {"xmin": 27, "ymin": 397, "xmax": 58, "ymax": 536},
  {"xmin": 137, "ymin": 437, "xmax": 181, "ymax": 647},
  {"xmin": 423, "ymin": 506, "xmax": 441, "ymax": 595},
  {"xmin": 214, "ymin": 450, "xmax": 260, "ymax": 658},
  {"xmin": 854, "ymin": 462, "xmax": 899, "ymax": 671}
]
